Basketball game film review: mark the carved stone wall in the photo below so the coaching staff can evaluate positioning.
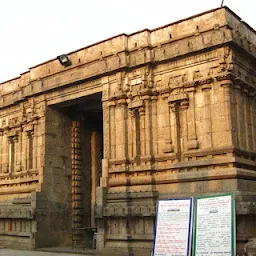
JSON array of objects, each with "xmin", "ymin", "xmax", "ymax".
[{"xmin": 0, "ymin": 6, "xmax": 255, "ymax": 255}]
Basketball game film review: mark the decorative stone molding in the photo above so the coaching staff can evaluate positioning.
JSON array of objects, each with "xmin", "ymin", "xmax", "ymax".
[
  {"xmin": 0, "ymin": 206, "xmax": 35, "ymax": 219},
  {"xmin": 102, "ymin": 205, "xmax": 156, "ymax": 217}
]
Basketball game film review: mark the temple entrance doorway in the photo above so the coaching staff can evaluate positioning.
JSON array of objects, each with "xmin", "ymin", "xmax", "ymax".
[{"xmin": 55, "ymin": 92, "xmax": 103, "ymax": 247}]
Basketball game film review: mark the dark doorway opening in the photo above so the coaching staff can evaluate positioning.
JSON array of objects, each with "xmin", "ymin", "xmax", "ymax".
[{"xmin": 56, "ymin": 92, "xmax": 103, "ymax": 247}]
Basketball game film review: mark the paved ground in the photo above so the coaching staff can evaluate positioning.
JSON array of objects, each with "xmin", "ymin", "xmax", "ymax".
[{"xmin": 0, "ymin": 249, "xmax": 89, "ymax": 256}]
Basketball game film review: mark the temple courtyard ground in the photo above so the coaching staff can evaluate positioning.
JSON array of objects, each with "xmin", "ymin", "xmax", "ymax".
[{"xmin": 0, "ymin": 248, "xmax": 96, "ymax": 256}]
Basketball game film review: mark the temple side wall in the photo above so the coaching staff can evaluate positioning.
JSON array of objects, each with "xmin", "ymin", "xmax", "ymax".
[{"xmin": 34, "ymin": 107, "xmax": 72, "ymax": 248}]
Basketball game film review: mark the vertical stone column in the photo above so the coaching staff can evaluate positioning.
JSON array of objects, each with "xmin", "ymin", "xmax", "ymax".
[
  {"xmin": 127, "ymin": 108, "xmax": 134, "ymax": 159},
  {"xmin": 109, "ymin": 102, "xmax": 116, "ymax": 160},
  {"xmin": 132, "ymin": 110, "xmax": 137, "ymax": 159},
  {"xmin": 236, "ymin": 86, "xmax": 246, "ymax": 149},
  {"xmin": 144, "ymin": 97, "xmax": 152, "ymax": 157},
  {"xmin": 169, "ymin": 103, "xmax": 177, "ymax": 155},
  {"xmin": 16, "ymin": 131, "xmax": 22, "ymax": 172},
  {"xmin": 116, "ymin": 99, "xmax": 128, "ymax": 160},
  {"xmin": 186, "ymin": 88, "xmax": 199, "ymax": 150},
  {"xmin": 26, "ymin": 130, "xmax": 34, "ymax": 170},
  {"xmin": 71, "ymin": 120, "xmax": 83, "ymax": 243},
  {"xmin": 220, "ymin": 80, "xmax": 233, "ymax": 147},
  {"xmin": 2, "ymin": 133, "xmax": 8, "ymax": 174},
  {"xmin": 170, "ymin": 103, "xmax": 181, "ymax": 160},
  {"xmin": 229, "ymin": 86, "xmax": 239, "ymax": 147},
  {"xmin": 8, "ymin": 137, "xmax": 15, "ymax": 174},
  {"xmin": 151, "ymin": 96, "xmax": 158, "ymax": 156},
  {"xmin": 242, "ymin": 88, "xmax": 250, "ymax": 150},
  {"xmin": 13, "ymin": 136, "xmax": 18, "ymax": 173},
  {"xmin": 101, "ymin": 102, "xmax": 110, "ymax": 187},
  {"xmin": 233, "ymin": 85, "xmax": 242, "ymax": 148},
  {"xmin": 139, "ymin": 106, "xmax": 146, "ymax": 157},
  {"xmin": 32, "ymin": 127, "xmax": 37, "ymax": 170},
  {"xmin": 201, "ymin": 84, "xmax": 213, "ymax": 149},
  {"xmin": 249, "ymin": 94, "xmax": 256, "ymax": 151},
  {"xmin": 161, "ymin": 93, "xmax": 173, "ymax": 154}
]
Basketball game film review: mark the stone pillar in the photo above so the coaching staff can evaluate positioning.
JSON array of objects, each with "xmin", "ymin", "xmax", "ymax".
[
  {"xmin": 201, "ymin": 84, "xmax": 213, "ymax": 149},
  {"xmin": 91, "ymin": 132, "xmax": 102, "ymax": 227},
  {"xmin": 127, "ymin": 108, "xmax": 134, "ymax": 159},
  {"xmin": 139, "ymin": 106, "xmax": 146, "ymax": 157},
  {"xmin": 169, "ymin": 103, "xmax": 177, "ymax": 155},
  {"xmin": 186, "ymin": 88, "xmax": 199, "ymax": 150},
  {"xmin": 130, "ymin": 109, "xmax": 141, "ymax": 161},
  {"xmin": 116, "ymin": 99, "xmax": 128, "ymax": 160},
  {"xmin": 13, "ymin": 135, "xmax": 18, "ymax": 173},
  {"xmin": 71, "ymin": 120, "xmax": 83, "ymax": 244},
  {"xmin": 169, "ymin": 103, "xmax": 181, "ymax": 160},
  {"xmin": 151, "ymin": 96, "xmax": 158, "ymax": 156},
  {"xmin": 161, "ymin": 93, "xmax": 174, "ymax": 154},
  {"xmin": 233, "ymin": 85, "xmax": 242, "ymax": 148},
  {"xmin": 2, "ymin": 133, "xmax": 8, "ymax": 174},
  {"xmin": 144, "ymin": 97, "xmax": 151, "ymax": 157},
  {"xmin": 220, "ymin": 80, "xmax": 233, "ymax": 147},
  {"xmin": 248, "ymin": 93, "xmax": 255, "ymax": 152},
  {"xmin": 8, "ymin": 136, "xmax": 17, "ymax": 174},
  {"xmin": 32, "ymin": 127, "xmax": 37, "ymax": 170},
  {"xmin": 131, "ymin": 109, "xmax": 137, "ymax": 159},
  {"xmin": 26, "ymin": 130, "xmax": 34, "ymax": 170},
  {"xmin": 101, "ymin": 102, "xmax": 110, "ymax": 187},
  {"xmin": 242, "ymin": 88, "xmax": 250, "ymax": 150},
  {"xmin": 230, "ymin": 85, "xmax": 239, "ymax": 147},
  {"xmin": 235, "ymin": 85, "xmax": 246, "ymax": 149},
  {"xmin": 16, "ymin": 131, "xmax": 22, "ymax": 172},
  {"xmin": 109, "ymin": 102, "xmax": 116, "ymax": 160}
]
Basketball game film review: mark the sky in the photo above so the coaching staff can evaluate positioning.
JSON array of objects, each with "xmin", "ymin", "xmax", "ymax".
[{"xmin": 0, "ymin": 0, "xmax": 254, "ymax": 83}]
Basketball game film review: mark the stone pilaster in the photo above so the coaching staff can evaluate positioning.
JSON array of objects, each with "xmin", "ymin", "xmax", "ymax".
[
  {"xmin": 116, "ymin": 99, "xmax": 127, "ymax": 160},
  {"xmin": 71, "ymin": 120, "xmax": 83, "ymax": 243},
  {"xmin": 248, "ymin": 93, "xmax": 255, "ymax": 152},
  {"xmin": 151, "ymin": 96, "xmax": 158, "ymax": 156},
  {"xmin": 233, "ymin": 85, "xmax": 242, "ymax": 148},
  {"xmin": 108, "ymin": 102, "xmax": 116, "ymax": 160},
  {"xmin": 220, "ymin": 79, "xmax": 233, "ymax": 147},
  {"xmin": 160, "ymin": 92, "xmax": 173, "ymax": 154},
  {"xmin": 186, "ymin": 88, "xmax": 199, "ymax": 150},
  {"xmin": 201, "ymin": 84, "xmax": 213, "ymax": 148}
]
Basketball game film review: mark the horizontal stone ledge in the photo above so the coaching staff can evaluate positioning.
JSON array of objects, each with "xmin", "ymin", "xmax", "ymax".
[
  {"xmin": 106, "ymin": 234, "xmax": 154, "ymax": 241},
  {"xmin": 107, "ymin": 191, "xmax": 158, "ymax": 200},
  {"xmin": 108, "ymin": 154, "xmax": 255, "ymax": 174},
  {"xmin": 0, "ymin": 186, "xmax": 37, "ymax": 195},
  {"xmin": 108, "ymin": 167, "xmax": 256, "ymax": 187},
  {"xmin": 0, "ymin": 176, "xmax": 39, "ymax": 186},
  {"xmin": 0, "ymin": 208, "xmax": 35, "ymax": 219},
  {"xmin": 0, "ymin": 231, "xmax": 32, "ymax": 237}
]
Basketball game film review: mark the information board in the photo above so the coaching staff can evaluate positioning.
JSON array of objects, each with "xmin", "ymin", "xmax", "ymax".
[
  {"xmin": 193, "ymin": 193, "xmax": 235, "ymax": 256},
  {"xmin": 153, "ymin": 198, "xmax": 193, "ymax": 256}
]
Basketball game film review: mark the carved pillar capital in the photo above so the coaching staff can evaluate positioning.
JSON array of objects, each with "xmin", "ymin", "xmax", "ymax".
[
  {"xmin": 138, "ymin": 107, "xmax": 145, "ymax": 117},
  {"xmin": 201, "ymin": 84, "xmax": 212, "ymax": 91},
  {"xmin": 220, "ymin": 80, "xmax": 232, "ymax": 88}
]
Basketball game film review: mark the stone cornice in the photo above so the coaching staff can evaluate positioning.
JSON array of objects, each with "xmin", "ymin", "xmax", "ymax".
[{"xmin": 0, "ymin": 25, "xmax": 237, "ymax": 109}]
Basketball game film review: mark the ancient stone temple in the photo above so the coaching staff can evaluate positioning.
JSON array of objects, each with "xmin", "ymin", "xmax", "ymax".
[{"xmin": 0, "ymin": 6, "xmax": 255, "ymax": 255}]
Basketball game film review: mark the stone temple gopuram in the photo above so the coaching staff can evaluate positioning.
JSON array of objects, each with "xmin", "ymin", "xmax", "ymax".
[{"xmin": 0, "ymin": 6, "xmax": 255, "ymax": 255}]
